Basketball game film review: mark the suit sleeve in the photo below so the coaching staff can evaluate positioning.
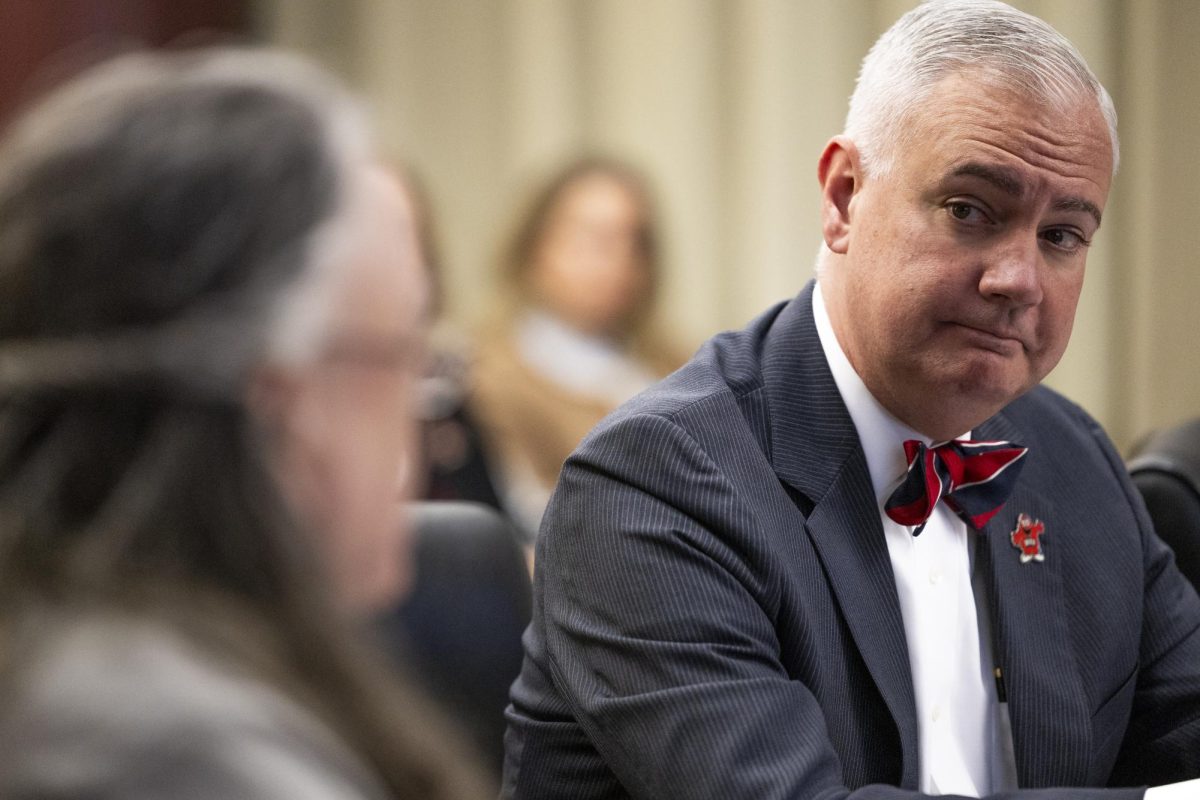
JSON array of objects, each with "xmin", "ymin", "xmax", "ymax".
[{"xmin": 535, "ymin": 411, "xmax": 1146, "ymax": 800}]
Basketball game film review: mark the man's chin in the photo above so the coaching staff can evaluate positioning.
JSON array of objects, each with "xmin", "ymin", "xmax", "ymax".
[{"xmin": 948, "ymin": 361, "xmax": 1037, "ymax": 415}]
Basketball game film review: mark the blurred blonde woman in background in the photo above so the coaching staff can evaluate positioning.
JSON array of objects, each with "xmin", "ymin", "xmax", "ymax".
[
  {"xmin": 0, "ymin": 48, "xmax": 487, "ymax": 799},
  {"xmin": 473, "ymin": 158, "xmax": 685, "ymax": 544}
]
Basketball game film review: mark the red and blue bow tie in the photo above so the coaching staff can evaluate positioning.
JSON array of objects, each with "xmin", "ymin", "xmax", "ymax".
[{"xmin": 884, "ymin": 439, "xmax": 1028, "ymax": 535}]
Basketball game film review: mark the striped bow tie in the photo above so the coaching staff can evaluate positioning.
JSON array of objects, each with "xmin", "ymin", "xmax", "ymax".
[{"xmin": 884, "ymin": 439, "xmax": 1028, "ymax": 535}]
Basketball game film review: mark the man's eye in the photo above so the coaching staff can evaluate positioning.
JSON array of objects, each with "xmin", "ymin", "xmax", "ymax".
[
  {"xmin": 947, "ymin": 202, "xmax": 985, "ymax": 223},
  {"xmin": 1041, "ymin": 228, "xmax": 1089, "ymax": 253}
]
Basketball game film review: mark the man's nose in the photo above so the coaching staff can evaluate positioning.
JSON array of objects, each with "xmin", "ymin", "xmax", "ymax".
[{"xmin": 978, "ymin": 234, "xmax": 1043, "ymax": 307}]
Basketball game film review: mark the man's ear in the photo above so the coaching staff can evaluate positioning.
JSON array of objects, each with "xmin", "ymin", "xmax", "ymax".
[{"xmin": 817, "ymin": 136, "xmax": 862, "ymax": 255}]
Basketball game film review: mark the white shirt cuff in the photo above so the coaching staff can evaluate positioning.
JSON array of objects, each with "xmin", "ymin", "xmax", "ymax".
[{"xmin": 1146, "ymin": 778, "xmax": 1200, "ymax": 799}]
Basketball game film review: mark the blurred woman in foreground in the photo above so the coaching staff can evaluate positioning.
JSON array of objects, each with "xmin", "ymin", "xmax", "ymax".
[
  {"xmin": 472, "ymin": 158, "xmax": 684, "ymax": 542},
  {"xmin": 0, "ymin": 48, "xmax": 486, "ymax": 799}
]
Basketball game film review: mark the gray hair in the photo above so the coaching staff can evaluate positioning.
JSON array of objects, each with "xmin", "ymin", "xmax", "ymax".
[
  {"xmin": 0, "ymin": 47, "xmax": 372, "ymax": 401},
  {"xmin": 844, "ymin": 0, "xmax": 1119, "ymax": 178}
]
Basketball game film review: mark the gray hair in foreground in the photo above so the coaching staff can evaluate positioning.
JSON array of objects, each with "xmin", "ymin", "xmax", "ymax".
[
  {"xmin": 844, "ymin": 0, "xmax": 1120, "ymax": 178},
  {"xmin": 0, "ymin": 47, "xmax": 371, "ymax": 401},
  {"xmin": 0, "ymin": 49, "xmax": 491, "ymax": 799}
]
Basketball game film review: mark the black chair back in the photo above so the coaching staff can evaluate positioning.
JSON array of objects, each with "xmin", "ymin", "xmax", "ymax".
[
  {"xmin": 375, "ymin": 501, "xmax": 531, "ymax": 785},
  {"xmin": 1129, "ymin": 418, "xmax": 1200, "ymax": 592}
]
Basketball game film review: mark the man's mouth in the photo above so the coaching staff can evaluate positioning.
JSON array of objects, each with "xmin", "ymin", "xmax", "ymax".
[{"xmin": 949, "ymin": 322, "xmax": 1026, "ymax": 354}]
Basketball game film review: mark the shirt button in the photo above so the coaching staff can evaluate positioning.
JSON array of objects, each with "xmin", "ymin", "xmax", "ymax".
[
  {"xmin": 932, "ymin": 704, "xmax": 943, "ymax": 723},
  {"xmin": 928, "ymin": 569, "xmax": 943, "ymax": 586}
]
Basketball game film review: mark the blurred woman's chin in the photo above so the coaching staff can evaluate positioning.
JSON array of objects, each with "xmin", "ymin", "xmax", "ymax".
[{"xmin": 344, "ymin": 541, "xmax": 413, "ymax": 614}]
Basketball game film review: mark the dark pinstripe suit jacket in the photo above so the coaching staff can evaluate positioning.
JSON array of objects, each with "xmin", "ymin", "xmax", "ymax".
[{"xmin": 503, "ymin": 281, "xmax": 1200, "ymax": 799}]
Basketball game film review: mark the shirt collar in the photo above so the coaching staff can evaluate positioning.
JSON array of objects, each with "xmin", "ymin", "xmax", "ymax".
[{"xmin": 811, "ymin": 281, "xmax": 968, "ymax": 504}]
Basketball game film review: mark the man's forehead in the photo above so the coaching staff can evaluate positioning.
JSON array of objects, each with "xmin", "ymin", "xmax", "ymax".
[
  {"xmin": 903, "ymin": 76, "xmax": 1114, "ymax": 206},
  {"xmin": 914, "ymin": 72, "xmax": 1108, "ymax": 135}
]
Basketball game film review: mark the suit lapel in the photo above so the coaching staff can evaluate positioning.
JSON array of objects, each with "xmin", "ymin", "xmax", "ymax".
[
  {"xmin": 804, "ymin": 459, "xmax": 921, "ymax": 788},
  {"xmin": 976, "ymin": 414, "xmax": 1090, "ymax": 788},
  {"xmin": 763, "ymin": 282, "xmax": 920, "ymax": 788}
]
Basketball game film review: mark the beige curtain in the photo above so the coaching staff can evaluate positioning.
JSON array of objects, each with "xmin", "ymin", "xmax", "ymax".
[{"xmin": 255, "ymin": 0, "xmax": 1200, "ymax": 450}]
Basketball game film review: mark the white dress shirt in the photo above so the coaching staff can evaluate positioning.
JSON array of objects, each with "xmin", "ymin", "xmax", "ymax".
[{"xmin": 813, "ymin": 283, "xmax": 1016, "ymax": 796}]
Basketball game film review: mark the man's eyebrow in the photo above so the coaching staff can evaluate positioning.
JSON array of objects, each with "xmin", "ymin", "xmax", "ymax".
[
  {"xmin": 1053, "ymin": 197, "xmax": 1102, "ymax": 227},
  {"xmin": 950, "ymin": 162, "xmax": 1024, "ymax": 197},
  {"xmin": 949, "ymin": 162, "xmax": 1103, "ymax": 227}
]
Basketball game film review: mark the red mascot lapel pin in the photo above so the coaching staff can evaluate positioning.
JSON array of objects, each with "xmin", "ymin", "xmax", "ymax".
[{"xmin": 1010, "ymin": 513, "xmax": 1045, "ymax": 563}]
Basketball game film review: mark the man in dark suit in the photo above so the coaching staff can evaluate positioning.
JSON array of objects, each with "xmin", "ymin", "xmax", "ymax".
[{"xmin": 502, "ymin": 1, "xmax": 1200, "ymax": 797}]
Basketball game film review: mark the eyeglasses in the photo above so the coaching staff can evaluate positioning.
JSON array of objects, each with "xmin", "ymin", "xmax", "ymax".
[{"xmin": 319, "ymin": 332, "xmax": 425, "ymax": 373}]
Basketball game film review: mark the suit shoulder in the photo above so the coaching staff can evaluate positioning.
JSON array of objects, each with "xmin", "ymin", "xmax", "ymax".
[
  {"xmin": 1004, "ymin": 384, "xmax": 1109, "ymax": 447},
  {"xmin": 1003, "ymin": 385, "xmax": 1136, "ymax": 511}
]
